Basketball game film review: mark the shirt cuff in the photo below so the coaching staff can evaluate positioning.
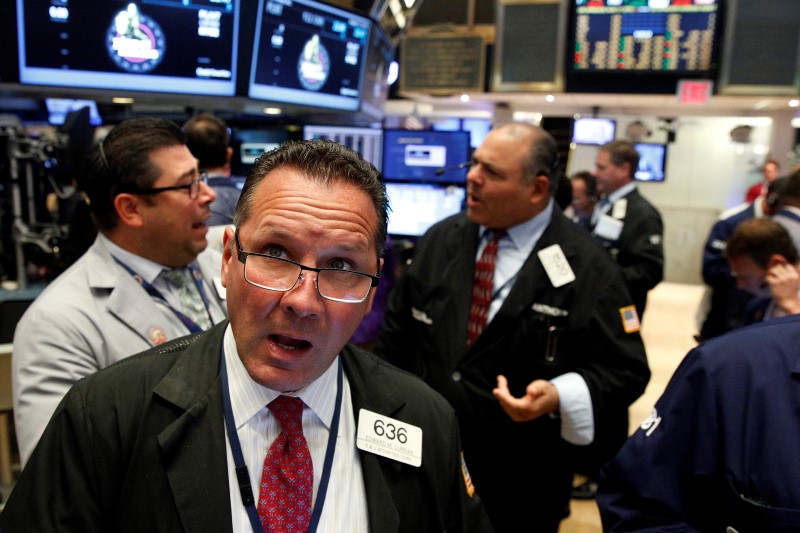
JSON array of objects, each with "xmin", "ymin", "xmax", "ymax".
[{"xmin": 550, "ymin": 372, "xmax": 594, "ymax": 446}]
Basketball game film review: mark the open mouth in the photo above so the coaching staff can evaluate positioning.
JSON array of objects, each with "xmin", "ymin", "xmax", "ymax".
[{"xmin": 270, "ymin": 334, "xmax": 312, "ymax": 351}]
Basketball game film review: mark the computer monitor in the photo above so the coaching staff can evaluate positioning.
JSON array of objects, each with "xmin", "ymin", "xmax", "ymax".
[
  {"xmin": 303, "ymin": 125, "xmax": 383, "ymax": 168},
  {"xmin": 248, "ymin": 0, "xmax": 371, "ymax": 111},
  {"xmin": 634, "ymin": 142, "xmax": 668, "ymax": 182},
  {"xmin": 382, "ymin": 130, "xmax": 472, "ymax": 184},
  {"xmin": 17, "ymin": 0, "xmax": 240, "ymax": 96},
  {"xmin": 359, "ymin": 23, "xmax": 394, "ymax": 120},
  {"xmin": 566, "ymin": 0, "xmax": 723, "ymax": 93},
  {"xmin": 230, "ymin": 127, "xmax": 290, "ymax": 176},
  {"xmin": 45, "ymin": 98, "xmax": 102, "ymax": 126},
  {"xmin": 571, "ymin": 117, "xmax": 616, "ymax": 145},
  {"xmin": 386, "ymin": 182, "xmax": 466, "ymax": 237}
]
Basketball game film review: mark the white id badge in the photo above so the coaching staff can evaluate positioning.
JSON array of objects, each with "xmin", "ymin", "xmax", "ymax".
[
  {"xmin": 537, "ymin": 244, "xmax": 576, "ymax": 288},
  {"xmin": 612, "ymin": 198, "xmax": 628, "ymax": 219},
  {"xmin": 356, "ymin": 409, "xmax": 423, "ymax": 467},
  {"xmin": 594, "ymin": 214, "xmax": 624, "ymax": 241}
]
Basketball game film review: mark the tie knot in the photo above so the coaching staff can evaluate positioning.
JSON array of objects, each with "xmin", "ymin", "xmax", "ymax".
[
  {"xmin": 161, "ymin": 268, "xmax": 189, "ymax": 288},
  {"xmin": 268, "ymin": 395, "xmax": 304, "ymax": 434},
  {"xmin": 489, "ymin": 229, "xmax": 507, "ymax": 241}
]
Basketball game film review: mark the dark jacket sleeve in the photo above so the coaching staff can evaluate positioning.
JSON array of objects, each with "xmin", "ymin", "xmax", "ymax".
[
  {"xmin": 617, "ymin": 200, "xmax": 664, "ymax": 296},
  {"xmin": 598, "ymin": 348, "xmax": 719, "ymax": 532}
]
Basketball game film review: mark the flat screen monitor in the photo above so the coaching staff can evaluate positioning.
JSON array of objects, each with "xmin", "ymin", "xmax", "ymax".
[
  {"xmin": 303, "ymin": 125, "xmax": 383, "ymax": 168},
  {"xmin": 248, "ymin": 0, "xmax": 371, "ymax": 111},
  {"xmin": 45, "ymin": 98, "xmax": 102, "ymax": 126},
  {"xmin": 433, "ymin": 118, "xmax": 492, "ymax": 149},
  {"xmin": 360, "ymin": 23, "xmax": 394, "ymax": 120},
  {"xmin": 567, "ymin": 0, "xmax": 723, "ymax": 93},
  {"xmin": 382, "ymin": 130, "xmax": 472, "ymax": 184},
  {"xmin": 572, "ymin": 117, "xmax": 616, "ymax": 145},
  {"xmin": 17, "ymin": 0, "xmax": 240, "ymax": 96},
  {"xmin": 230, "ymin": 127, "xmax": 290, "ymax": 176},
  {"xmin": 634, "ymin": 142, "xmax": 667, "ymax": 182},
  {"xmin": 386, "ymin": 182, "xmax": 466, "ymax": 237}
]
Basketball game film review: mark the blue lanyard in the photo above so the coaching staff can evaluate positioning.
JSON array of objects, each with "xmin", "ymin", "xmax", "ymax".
[
  {"xmin": 220, "ymin": 345, "xmax": 343, "ymax": 533},
  {"xmin": 777, "ymin": 208, "xmax": 800, "ymax": 225},
  {"xmin": 112, "ymin": 257, "xmax": 211, "ymax": 334}
]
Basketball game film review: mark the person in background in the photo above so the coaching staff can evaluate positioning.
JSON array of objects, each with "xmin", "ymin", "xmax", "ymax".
[
  {"xmin": 598, "ymin": 312, "xmax": 800, "ymax": 531},
  {"xmin": 11, "ymin": 117, "xmax": 227, "ymax": 466},
  {"xmin": 592, "ymin": 139, "xmax": 664, "ymax": 320},
  {"xmin": 745, "ymin": 158, "xmax": 781, "ymax": 203},
  {"xmin": 376, "ymin": 122, "xmax": 650, "ymax": 532},
  {"xmin": 725, "ymin": 216, "xmax": 800, "ymax": 322},
  {"xmin": 770, "ymin": 167, "xmax": 800, "ymax": 252},
  {"xmin": 696, "ymin": 180, "xmax": 781, "ymax": 341},
  {"xmin": 1, "ymin": 139, "xmax": 493, "ymax": 533},
  {"xmin": 566, "ymin": 170, "xmax": 599, "ymax": 230},
  {"xmin": 184, "ymin": 112, "xmax": 244, "ymax": 226}
]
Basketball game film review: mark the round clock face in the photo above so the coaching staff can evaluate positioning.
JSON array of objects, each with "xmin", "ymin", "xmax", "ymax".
[
  {"xmin": 106, "ymin": 4, "xmax": 165, "ymax": 73},
  {"xmin": 297, "ymin": 34, "xmax": 330, "ymax": 91}
]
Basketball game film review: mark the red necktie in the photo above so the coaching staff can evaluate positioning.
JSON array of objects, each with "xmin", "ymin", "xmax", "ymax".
[
  {"xmin": 467, "ymin": 230, "xmax": 505, "ymax": 347},
  {"xmin": 258, "ymin": 396, "xmax": 313, "ymax": 533}
]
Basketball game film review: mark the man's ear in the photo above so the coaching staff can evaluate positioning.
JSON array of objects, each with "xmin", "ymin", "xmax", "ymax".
[
  {"xmin": 113, "ymin": 193, "xmax": 145, "ymax": 228},
  {"xmin": 220, "ymin": 225, "xmax": 236, "ymax": 288},
  {"xmin": 767, "ymin": 254, "xmax": 789, "ymax": 269},
  {"xmin": 528, "ymin": 174, "xmax": 552, "ymax": 205}
]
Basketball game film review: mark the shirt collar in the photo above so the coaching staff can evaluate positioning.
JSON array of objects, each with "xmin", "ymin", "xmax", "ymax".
[
  {"xmin": 480, "ymin": 198, "xmax": 554, "ymax": 256},
  {"xmin": 605, "ymin": 181, "xmax": 637, "ymax": 204},
  {"xmin": 223, "ymin": 325, "xmax": 338, "ymax": 431},
  {"xmin": 100, "ymin": 233, "xmax": 173, "ymax": 284}
]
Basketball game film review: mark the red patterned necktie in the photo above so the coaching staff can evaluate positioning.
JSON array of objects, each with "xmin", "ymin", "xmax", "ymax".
[
  {"xmin": 258, "ymin": 396, "xmax": 313, "ymax": 533},
  {"xmin": 467, "ymin": 230, "xmax": 506, "ymax": 347}
]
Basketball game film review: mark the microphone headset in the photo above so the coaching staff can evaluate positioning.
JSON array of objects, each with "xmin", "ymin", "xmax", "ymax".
[{"xmin": 434, "ymin": 161, "xmax": 472, "ymax": 176}]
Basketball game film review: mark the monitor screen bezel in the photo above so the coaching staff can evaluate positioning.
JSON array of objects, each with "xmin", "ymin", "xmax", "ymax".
[{"xmin": 381, "ymin": 129, "xmax": 472, "ymax": 185}]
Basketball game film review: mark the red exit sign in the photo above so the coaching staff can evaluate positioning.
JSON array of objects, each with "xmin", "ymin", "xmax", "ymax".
[{"xmin": 677, "ymin": 80, "xmax": 714, "ymax": 105}]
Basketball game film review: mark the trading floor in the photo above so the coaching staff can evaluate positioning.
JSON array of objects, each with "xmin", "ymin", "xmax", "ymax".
[{"xmin": 561, "ymin": 281, "xmax": 705, "ymax": 532}]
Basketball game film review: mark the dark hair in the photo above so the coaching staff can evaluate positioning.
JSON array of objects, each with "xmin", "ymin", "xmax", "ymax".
[
  {"xmin": 234, "ymin": 139, "xmax": 389, "ymax": 256},
  {"xmin": 772, "ymin": 170, "xmax": 800, "ymax": 209},
  {"xmin": 495, "ymin": 122, "xmax": 559, "ymax": 193},
  {"xmin": 600, "ymin": 140, "xmax": 640, "ymax": 180},
  {"xmin": 570, "ymin": 170, "xmax": 599, "ymax": 201},
  {"xmin": 84, "ymin": 117, "xmax": 185, "ymax": 231},
  {"xmin": 726, "ymin": 217, "xmax": 798, "ymax": 267},
  {"xmin": 183, "ymin": 113, "xmax": 230, "ymax": 171}
]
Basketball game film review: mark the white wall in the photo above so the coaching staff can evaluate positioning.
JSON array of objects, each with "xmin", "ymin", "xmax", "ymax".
[{"xmin": 568, "ymin": 115, "xmax": 777, "ymax": 284}]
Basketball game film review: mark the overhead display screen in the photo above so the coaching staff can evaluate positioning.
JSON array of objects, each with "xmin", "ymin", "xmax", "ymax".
[
  {"xmin": 571, "ymin": 0, "xmax": 721, "ymax": 74},
  {"xmin": 16, "ymin": 0, "xmax": 240, "ymax": 96},
  {"xmin": 248, "ymin": 0, "xmax": 370, "ymax": 111}
]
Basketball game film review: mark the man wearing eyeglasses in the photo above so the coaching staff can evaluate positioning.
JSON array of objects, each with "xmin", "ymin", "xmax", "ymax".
[
  {"xmin": 11, "ymin": 117, "xmax": 227, "ymax": 466},
  {"xmin": 2, "ymin": 139, "xmax": 493, "ymax": 532}
]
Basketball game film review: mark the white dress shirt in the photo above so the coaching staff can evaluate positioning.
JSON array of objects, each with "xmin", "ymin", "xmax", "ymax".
[
  {"xmin": 223, "ymin": 326, "xmax": 369, "ymax": 532},
  {"xmin": 478, "ymin": 198, "xmax": 594, "ymax": 445}
]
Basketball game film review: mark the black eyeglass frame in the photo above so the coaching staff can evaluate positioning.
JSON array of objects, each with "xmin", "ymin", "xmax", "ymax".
[
  {"xmin": 234, "ymin": 229, "xmax": 380, "ymax": 303},
  {"xmin": 118, "ymin": 170, "xmax": 209, "ymax": 199}
]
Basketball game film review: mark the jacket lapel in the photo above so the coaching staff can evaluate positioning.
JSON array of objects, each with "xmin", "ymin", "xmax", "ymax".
[
  {"xmin": 86, "ymin": 238, "xmax": 191, "ymax": 345},
  {"xmin": 342, "ymin": 348, "xmax": 407, "ymax": 533},
  {"xmin": 154, "ymin": 325, "xmax": 233, "ymax": 533}
]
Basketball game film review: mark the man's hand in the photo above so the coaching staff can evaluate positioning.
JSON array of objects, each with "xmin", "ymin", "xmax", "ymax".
[
  {"xmin": 492, "ymin": 375, "xmax": 559, "ymax": 422},
  {"xmin": 766, "ymin": 262, "xmax": 800, "ymax": 315}
]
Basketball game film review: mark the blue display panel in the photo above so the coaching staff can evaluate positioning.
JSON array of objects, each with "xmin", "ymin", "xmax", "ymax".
[
  {"xmin": 386, "ymin": 182, "xmax": 466, "ymax": 237},
  {"xmin": 45, "ymin": 98, "xmax": 103, "ymax": 126},
  {"xmin": 248, "ymin": 0, "xmax": 370, "ymax": 111},
  {"xmin": 17, "ymin": 0, "xmax": 240, "ymax": 96},
  {"xmin": 634, "ymin": 142, "xmax": 667, "ymax": 182},
  {"xmin": 382, "ymin": 130, "xmax": 472, "ymax": 184},
  {"xmin": 572, "ymin": 0, "xmax": 721, "ymax": 73}
]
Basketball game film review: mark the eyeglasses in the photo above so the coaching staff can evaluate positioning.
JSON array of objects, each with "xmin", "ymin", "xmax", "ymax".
[
  {"xmin": 234, "ymin": 230, "xmax": 380, "ymax": 303},
  {"xmin": 123, "ymin": 171, "xmax": 209, "ymax": 199}
]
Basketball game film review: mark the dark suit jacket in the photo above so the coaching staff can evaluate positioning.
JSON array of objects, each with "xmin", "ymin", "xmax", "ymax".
[
  {"xmin": 593, "ymin": 187, "xmax": 664, "ymax": 317},
  {"xmin": 376, "ymin": 207, "xmax": 650, "ymax": 531},
  {"xmin": 1, "ymin": 322, "xmax": 493, "ymax": 533}
]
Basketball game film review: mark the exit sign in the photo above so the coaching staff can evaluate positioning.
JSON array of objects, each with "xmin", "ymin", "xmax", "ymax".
[{"xmin": 677, "ymin": 80, "xmax": 714, "ymax": 105}]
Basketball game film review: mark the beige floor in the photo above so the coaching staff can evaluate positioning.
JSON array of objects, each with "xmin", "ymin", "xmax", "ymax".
[{"xmin": 559, "ymin": 281, "xmax": 705, "ymax": 532}]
